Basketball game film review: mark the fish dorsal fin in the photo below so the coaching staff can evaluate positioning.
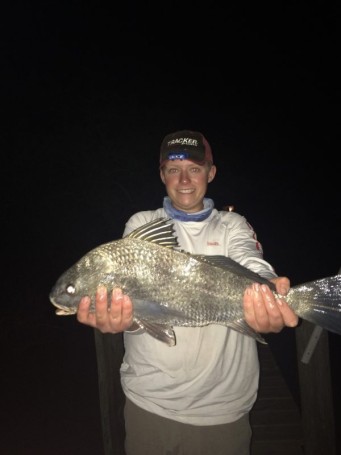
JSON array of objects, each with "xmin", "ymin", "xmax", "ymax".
[
  {"xmin": 192, "ymin": 254, "xmax": 276, "ymax": 290},
  {"xmin": 126, "ymin": 218, "xmax": 179, "ymax": 249}
]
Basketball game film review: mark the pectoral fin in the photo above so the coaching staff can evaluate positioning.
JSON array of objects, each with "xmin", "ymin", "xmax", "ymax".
[
  {"xmin": 224, "ymin": 319, "xmax": 267, "ymax": 344},
  {"xmin": 133, "ymin": 318, "xmax": 176, "ymax": 346},
  {"xmin": 129, "ymin": 298, "xmax": 183, "ymax": 346}
]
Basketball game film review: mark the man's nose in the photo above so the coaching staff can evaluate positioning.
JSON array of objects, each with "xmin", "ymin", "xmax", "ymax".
[{"xmin": 180, "ymin": 170, "xmax": 190, "ymax": 183}]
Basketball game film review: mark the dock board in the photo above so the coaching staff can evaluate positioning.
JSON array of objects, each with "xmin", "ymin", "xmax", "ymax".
[{"xmin": 250, "ymin": 343, "xmax": 305, "ymax": 455}]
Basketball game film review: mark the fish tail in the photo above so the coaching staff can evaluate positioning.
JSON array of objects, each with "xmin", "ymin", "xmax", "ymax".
[{"xmin": 289, "ymin": 274, "xmax": 341, "ymax": 334}]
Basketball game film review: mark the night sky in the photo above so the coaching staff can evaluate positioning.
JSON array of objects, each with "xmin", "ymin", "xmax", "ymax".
[{"xmin": 2, "ymin": 2, "xmax": 340, "ymax": 454}]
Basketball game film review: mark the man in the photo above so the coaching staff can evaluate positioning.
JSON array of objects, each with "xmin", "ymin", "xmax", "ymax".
[{"xmin": 77, "ymin": 130, "xmax": 298, "ymax": 455}]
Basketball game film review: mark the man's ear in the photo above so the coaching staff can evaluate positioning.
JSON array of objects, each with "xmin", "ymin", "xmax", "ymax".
[
  {"xmin": 160, "ymin": 169, "xmax": 166, "ymax": 184},
  {"xmin": 208, "ymin": 165, "xmax": 217, "ymax": 183}
]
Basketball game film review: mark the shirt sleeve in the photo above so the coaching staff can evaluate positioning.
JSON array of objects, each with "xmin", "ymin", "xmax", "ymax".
[{"xmin": 224, "ymin": 212, "xmax": 278, "ymax": 281}]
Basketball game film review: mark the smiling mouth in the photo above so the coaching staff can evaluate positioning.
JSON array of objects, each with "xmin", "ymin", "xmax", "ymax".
[{"xmin": 178, "ymin": 189, "xmax": 194, "ymax": 194}]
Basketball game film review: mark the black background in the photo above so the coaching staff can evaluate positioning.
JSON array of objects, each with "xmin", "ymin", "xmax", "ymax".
[{"xmin": 2, "ymin": 1, "xmax": 340, "ymax": 454}]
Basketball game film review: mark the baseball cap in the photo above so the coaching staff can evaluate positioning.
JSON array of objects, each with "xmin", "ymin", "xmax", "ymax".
[{"xmin": 159, "ymin": 130, "xmax": 213, "ymax": 167}]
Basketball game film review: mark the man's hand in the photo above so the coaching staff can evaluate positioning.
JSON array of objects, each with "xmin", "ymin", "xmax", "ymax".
[
  {"xmin": 77, "ymin": 286, "xmax": 134, "ymax": 333},
  {"xmin": 243, "ymin": 276, "xmax": 299, "ymax": 333}
]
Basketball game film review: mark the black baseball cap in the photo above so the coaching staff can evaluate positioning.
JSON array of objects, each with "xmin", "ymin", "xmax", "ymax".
[{"xmin": 159, "ymin": 130, "xmax": 213, "ymax": 167}]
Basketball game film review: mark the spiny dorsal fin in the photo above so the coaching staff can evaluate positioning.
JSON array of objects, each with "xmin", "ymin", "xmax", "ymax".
[{"xmin": 126, "ymin": 218, "xmax": 179, "ymax": 249}]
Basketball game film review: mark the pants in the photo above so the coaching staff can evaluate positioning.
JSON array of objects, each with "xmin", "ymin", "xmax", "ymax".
[{"xmin": 124, "ymin": 398, "xmax": 252, "ymax": 455}]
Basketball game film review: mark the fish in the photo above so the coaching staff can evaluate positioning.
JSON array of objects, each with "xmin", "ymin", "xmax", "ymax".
[{"xmin": 49, "ymin": 217, "xmax": 341, "ymax": 346}]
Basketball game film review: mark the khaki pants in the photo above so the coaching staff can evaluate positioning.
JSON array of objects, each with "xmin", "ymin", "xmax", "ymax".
[{"xmin": 124, "ymin": 398, "xmax": 252, "ymax": 455}]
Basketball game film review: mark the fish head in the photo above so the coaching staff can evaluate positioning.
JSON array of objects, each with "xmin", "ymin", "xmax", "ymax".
[
  {"xmin": 49, "ymin": 248, "xmax": 117, "ymax": 316},
  {"xmin": 49, "ymin": 262, "xmax": 93, "ymax": 315},
  {"xmin": 49, "ymin": 278, "xmax": 82, "ymax": 316}
]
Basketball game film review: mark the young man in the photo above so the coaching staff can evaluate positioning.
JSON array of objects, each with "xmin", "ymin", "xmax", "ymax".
[{"xmin": 77, "ymin": 130, "xmax": 298, "ymax": 455}]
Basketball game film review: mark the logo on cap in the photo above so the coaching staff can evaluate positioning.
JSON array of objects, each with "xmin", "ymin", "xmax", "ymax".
[
  {"xmin": 167, "ymin": 152, "xmax": 190, "ymax": 161},
  {"xmin": 167, "ymin": 138, "xmax": 199, "ymax": 147}
]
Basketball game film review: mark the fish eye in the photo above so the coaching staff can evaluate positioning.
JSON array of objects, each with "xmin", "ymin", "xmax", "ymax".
[{"xmin": 66, "ymin": 284, "xmax": 76, "ymax": 295}]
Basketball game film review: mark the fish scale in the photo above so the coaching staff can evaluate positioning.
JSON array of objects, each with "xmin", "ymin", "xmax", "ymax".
[{"xmin": 50, "ymin": 218, "xmax": 341, "ymax": 346}]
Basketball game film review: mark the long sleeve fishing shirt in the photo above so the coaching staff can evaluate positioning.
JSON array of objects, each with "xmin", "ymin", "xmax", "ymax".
[{"xmin": 120, "ymin": 208, "xmax": 277, "ymax": 425}]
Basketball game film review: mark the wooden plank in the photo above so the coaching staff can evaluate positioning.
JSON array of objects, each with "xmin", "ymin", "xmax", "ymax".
[
  {"xmin": 250, "ymin": 409, "xmax": 302, "ymax": 425},
  {"xmin": 253, "ymin": 397, "xmax": 300, "ymax": 411},
  {"xmin": 94, "ymin": 330, "xmax": 126, "ymax": 455},
  {"xmin": 251, "ymin": 440, "xmax": 305, "ymax": 455},
  {"xmin": 250, "ymin": 343, "xmax": 305, "ymax": 453},
  {"xmin": 296, "ymin": 320, "xmax": 336, "ymax": 455},
  {"xmin": 251, "ymin": 422, "xmax": 304, "ymax": 440}
]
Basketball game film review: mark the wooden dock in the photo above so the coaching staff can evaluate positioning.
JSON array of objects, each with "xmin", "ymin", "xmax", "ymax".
[
  {"xmin": 250, "ymin": 343, "xmax": 305, "ymax": 455},
  {"xmin": 96, "ymin": 328, "xmax": 338, "ymax": 455},
  {"xmin": 95, "ymin": 332, "xmax": 307, "ymax": 455}
]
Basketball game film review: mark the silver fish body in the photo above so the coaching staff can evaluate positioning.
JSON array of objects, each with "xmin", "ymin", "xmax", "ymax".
[{"xmin": 49, "ymin": 218, "xmax": 341, "ymax": 346}]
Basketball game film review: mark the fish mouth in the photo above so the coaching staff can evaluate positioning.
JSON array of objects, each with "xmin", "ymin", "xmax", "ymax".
[{"xmin": 50, "ymin": 299, "xmax": 77, "ymax": 316}]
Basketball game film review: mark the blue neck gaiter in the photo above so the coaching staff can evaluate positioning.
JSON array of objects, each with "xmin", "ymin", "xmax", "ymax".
[{"xmin": 163, "ymin": 196, "xmax": 214, "ymax": 222}]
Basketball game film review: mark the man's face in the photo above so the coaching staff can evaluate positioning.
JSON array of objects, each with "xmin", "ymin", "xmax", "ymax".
[{"xmin": 160, "ymin": 160, "xmax": 216, "ymax": 213}]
